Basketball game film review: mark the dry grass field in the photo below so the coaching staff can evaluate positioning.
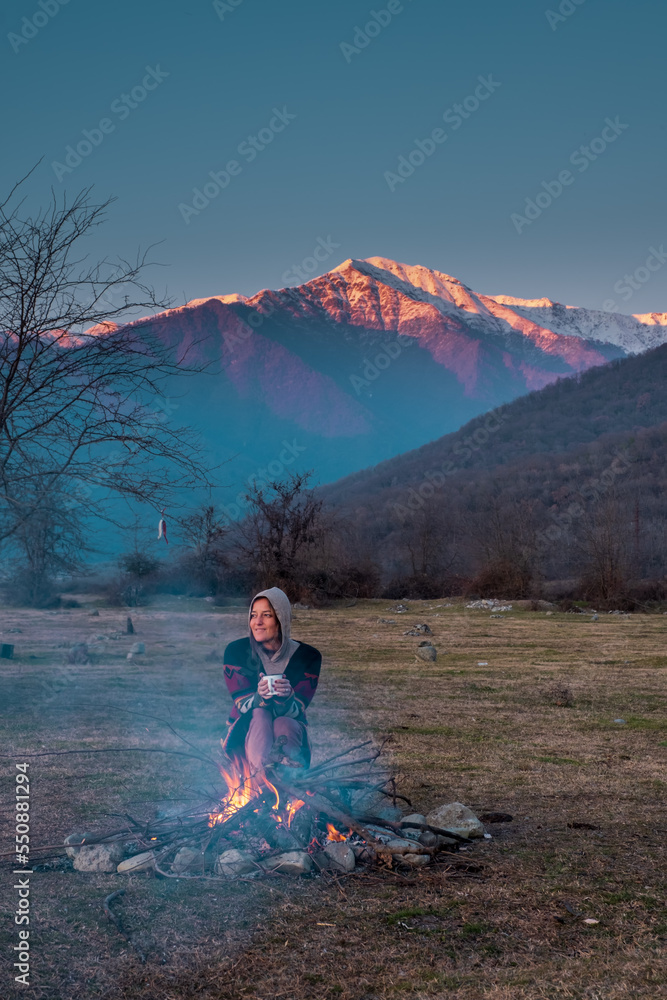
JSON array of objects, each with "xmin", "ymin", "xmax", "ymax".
[{"xmin": 1, "ymin": 597, "xmax": 665, "ymax": 1000}]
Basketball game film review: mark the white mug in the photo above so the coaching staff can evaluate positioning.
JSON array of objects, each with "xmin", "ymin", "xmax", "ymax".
[{"xmin": 263, "ymin": 673, "xmax": 285, "ymax": 696}]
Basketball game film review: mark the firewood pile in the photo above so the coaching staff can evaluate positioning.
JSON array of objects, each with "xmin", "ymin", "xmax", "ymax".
[{"xmin": 63, "ymin": 742, "xmax": 485, "ymax": 878}]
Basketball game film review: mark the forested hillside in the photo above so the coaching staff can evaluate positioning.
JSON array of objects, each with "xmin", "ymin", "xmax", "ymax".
[
  {"xmin": 315, "ymin": 344, "xmax": 667, "ymax": 605},
  {"xmin": 323, "ymin": 342, "xmax": 667, "ymax": 509}
]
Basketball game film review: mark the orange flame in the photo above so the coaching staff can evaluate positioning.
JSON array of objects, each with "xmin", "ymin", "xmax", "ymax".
[
  {"xmin": 265, "ymin": 776, "xmax": 280, "ymax": 812},
  {"xmin": 326, "ymin": 822, "xmax": 348, "ymax": 842},
  {"xmin": 209, "ymin": 759, "xmax": 308, "ymax": 831},
  {"xmin": 209, "ymin": 759, "xmax": 314, "ymax": 834},
  {"xmin": 209, "ymin": 758, "xmax": 262, "ymax": 826},
  {"xmin": 286, "ymin": 798, "xmax": 305, "ymax": 827}
]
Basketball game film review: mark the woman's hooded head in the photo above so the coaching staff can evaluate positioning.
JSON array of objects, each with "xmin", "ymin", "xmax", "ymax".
[{"xmin": 248, "ymin": 587, "xmax": 299, "ymax": 673}]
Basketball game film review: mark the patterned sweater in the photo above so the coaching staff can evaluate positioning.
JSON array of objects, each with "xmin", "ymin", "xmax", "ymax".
[{"xmin": 221, "ymin": 637, "xmax": 321, "ymax": 758}]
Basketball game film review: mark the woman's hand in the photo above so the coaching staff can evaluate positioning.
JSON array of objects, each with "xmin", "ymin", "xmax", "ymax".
[
  {"xmin": 272, "ymin": 677, "xmax": 293, "ymax": 699},
  {"xmin": 257, "ymin": 675, "xmax": 273, "ymax": 699}
]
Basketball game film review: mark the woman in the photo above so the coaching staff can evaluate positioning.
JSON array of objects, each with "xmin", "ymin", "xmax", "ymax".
[{"xmin": 221, "ymin": 587, "xmax": 321, "ymax": 771}]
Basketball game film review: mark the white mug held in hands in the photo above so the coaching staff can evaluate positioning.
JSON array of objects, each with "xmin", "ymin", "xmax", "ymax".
[{"xmin": 262, "ymin": 673, "xmax": 285, "ymax": 697}]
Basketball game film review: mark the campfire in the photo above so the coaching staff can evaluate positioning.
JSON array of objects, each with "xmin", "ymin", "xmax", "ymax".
[{"xmin": 63, "ymin": 742, "xmax": 480, "ymax": 879}]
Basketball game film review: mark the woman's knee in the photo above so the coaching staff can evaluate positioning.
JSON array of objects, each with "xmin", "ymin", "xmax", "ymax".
[{"xmin": 273, "ymin": 716, "xmax": 302, "ymax": 739}]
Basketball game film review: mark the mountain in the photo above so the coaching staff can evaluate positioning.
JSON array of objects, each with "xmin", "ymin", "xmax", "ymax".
[
  {"xmin": 321, "ymin": 341, "xmax": 667, "ymax": 512},
  {"xmin": 488, "ymin": 294, "xmax": 667, "ymax": 355},
  {"xmin": 316, "ymin": 343, "xmax": 667, "ymax": 599},
  {"xmin": 128, "ymin": 257, "xmax": 667, "ymax": 492}
]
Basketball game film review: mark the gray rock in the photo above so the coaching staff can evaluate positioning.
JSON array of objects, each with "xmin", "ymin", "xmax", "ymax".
[
  {"xmin": 426, "ymin": 802, "xmax": 484, "ymax": 839},
  {"xmin": 415, "ymin": 642, "xmax": 437, "ymax": 662},
  {"xmin": 401, "ymin": 812, "xmax": 427, "ymax": 828},
  {"xmin": 214, "ymin": 848, "xmax": 256, "ymax": 877},
  {"xmin": 466, "ymin": 600, "xmax": 512, "ymax": 611},
  {"xmin": 382, "ymin": 837, "xmax": 432, "ymax": 863},
  {"xmin": 351, "ymin": 844, "xmax": 376, "ymax": 863},
  {"xmin": 90, "ymin": 609, "xmax": 100, "ymax": 616},
  {"xmin": 398, "ymin": 827, "xmax": 422, "ymax": 843},
  {"xmin": 64, "ymin": 832, "xmax": 96, "ymax": 859},
  {"xmin": 66, "ymin": 642, "xmax": 90, "ymax": 665},
  {"xmin": 435, "ymin": 835, "xmax": 459, "ymax": 849},
  {"xmin": 385, "ymin": 837, "xmax": 422, "ymax": 851},
  {"xmin": 403, "ymin": 853, "xmax": 431, "ymax": 866},
  {"xmin": 71, "ymin": 842, "xmax": 124, "ymax": 873},
  {"xmin": 129, "ymin": 641, "xmax": 145, "ymax": 655},
  {"xmin": 404, "ymin": 624, "xmax": 433, "ymax": 636},
  {"xmin": 117, "ymin": 850, "xmax": 155, "ymax": 873},
  {"xmin": 171, "ymin": 847, "xmax": 202, "ymax": 874},
  {"xmin": 323, "ymin": 841, "xmax": 356, "ymax": 872},
  {"xmin": 262, "ymin": 851, "xmax": 312, "ymax": 875},
  {"xmin": 364, "ymin": 825, "xmax": 394, "ymax": 844}
]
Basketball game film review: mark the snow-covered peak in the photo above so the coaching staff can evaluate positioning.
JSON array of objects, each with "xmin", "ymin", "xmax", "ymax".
[
  {"xmin": 488, "ymin": 294, "xmax": 667, "ymax": 354},
  {"xmin": 143, "ymin": 256, "xmax": 667, "ymax": 361}
]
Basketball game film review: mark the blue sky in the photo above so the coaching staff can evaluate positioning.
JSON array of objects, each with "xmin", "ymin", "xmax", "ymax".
[{"xmin": 2, "ymin": 0, "xmax": 666, "ymax": 313}]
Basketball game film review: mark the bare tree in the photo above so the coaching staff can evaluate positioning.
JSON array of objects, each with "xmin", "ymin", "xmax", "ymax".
[
  {"xmin": 4, "ymin": 497, "xmax": 88, "ymax": 606},
  {"xmin": 180, "ymin": 503, "xmax": 229, "ymax": 592},
  {"xmin": 575, "ymin": 490, "xmax": 631, "ymax": 601},
  {"xmin": 400, "ymin": 499, "xmax": 456, "ymax": 579},
  {"xmin": 0, "ymin": 176, "xmax": 212, "ymax": 548},
  {"xmin": 463, "ymin": 488, "xmax": 537, "ymax": 597},
  {"xmin": 234, "ymin": 472, "xmax": 324, "ymax": 592}
]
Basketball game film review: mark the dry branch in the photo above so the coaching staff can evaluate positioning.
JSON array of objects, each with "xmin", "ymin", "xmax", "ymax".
[{"xmin": 103, "ymin": 890, "xmax": 146, "ymax": 964}]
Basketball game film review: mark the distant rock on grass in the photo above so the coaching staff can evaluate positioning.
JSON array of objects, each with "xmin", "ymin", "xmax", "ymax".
[{"xmin": 415, "ymin": 641, "xmax": 437, "ymax": 662}]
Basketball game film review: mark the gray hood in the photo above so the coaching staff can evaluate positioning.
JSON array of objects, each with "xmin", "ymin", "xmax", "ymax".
[{"xmin": 248, "ymin": 586, "xmax": 299, "ymax": 674}]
